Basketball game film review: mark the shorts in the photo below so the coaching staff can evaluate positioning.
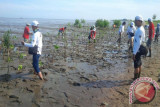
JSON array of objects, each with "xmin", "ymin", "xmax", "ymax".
[
  {"xmin": 134, "ymin": 52, "xmax": 142, "ymax": 68},
  {"xmin": 147, "ymin": 38, "xmax": 152, "ymax": 48}
]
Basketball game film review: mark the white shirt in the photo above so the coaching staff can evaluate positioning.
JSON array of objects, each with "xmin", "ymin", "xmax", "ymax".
[
  {"xmin": 24, "ymin": 30, "xmax": 43, "ymax": 55},
  {"xmin": 119, "ymin": 25, "xmax": 124, "ymax": 34},
  {"xmin": 127, "ymin": 26, "xmax": 136, "ymax": 35},
  {"xmin": 133, "ymin": 26, "xmax": 145, "ymax": 55}
]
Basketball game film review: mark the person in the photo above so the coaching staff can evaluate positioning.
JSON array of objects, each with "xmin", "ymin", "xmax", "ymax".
[
  {"xmin": 21, "ymin": 20, "xmax": 44, "ymax": 80},
  {"xmin": 117, "ymin": 22, "xmax": 126, "ymax": 43},
  {"xmin": 23, "ymin": 23, "xmax": 32, "ymax": 42},
  {"xmin": 154, "ymin": 23, "xmax": 160, "ymax": 42},
  {"xmin": 126, "ymin": 22, "xmax": 136, "ymax": 51},
  {"xmin": 58, "ymin": 27, "xmax": 67, "ymax": 36},
  {"xmin": 112, "ymin": 24, "xmax": 116, "ymax": 30},
  {"xmin": 88, "ymin": 25, "xmax": 96, "ymax": 43},
  {"xmin": 133, "ymin": 15, "xmax": 145, "ymax": 80},
  {"xmin": 147, "ymin": 18, "xmax": 155, "ymax": 57}
]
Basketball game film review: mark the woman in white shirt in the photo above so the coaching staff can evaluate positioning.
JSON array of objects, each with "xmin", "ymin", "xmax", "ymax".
[{"xmin": 22, "ymin": 20, "xmax": 44, "ymax": 80}]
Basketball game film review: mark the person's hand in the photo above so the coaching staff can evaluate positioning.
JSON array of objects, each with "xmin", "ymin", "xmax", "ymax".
[
  {"xmin": 132, "ymin": 54, "xmax": 135, "ymax": 61},
  {"xmin": 21, "ymin": 41, "xmax": 24, "ymax": 45}
]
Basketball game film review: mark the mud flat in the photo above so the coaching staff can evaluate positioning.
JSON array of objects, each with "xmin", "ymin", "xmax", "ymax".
[{"xmin": 0, "ymin": 26, "xmax": 160, "ymax": 107}]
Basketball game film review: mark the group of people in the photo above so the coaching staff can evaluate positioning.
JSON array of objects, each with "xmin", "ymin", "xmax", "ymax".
[
  {"xmin": 22, "ymin": 15, "xmax": 159, "ymax": 81},
  {"xmin": 118, "ymin": 15, "xmax": 160, "ymax": 80}
]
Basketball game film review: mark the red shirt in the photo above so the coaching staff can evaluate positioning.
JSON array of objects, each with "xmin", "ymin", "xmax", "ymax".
[
  {"xmin": 149, "ymin": 22, "xmax": 155, "ymax": 39},
  {"xmin": 59, "ymin": 27, "xmax": 65, "ymax": 31},
  {"xmin": 23, "ymin": 26, "xmax": 30, "ymax": 39}
]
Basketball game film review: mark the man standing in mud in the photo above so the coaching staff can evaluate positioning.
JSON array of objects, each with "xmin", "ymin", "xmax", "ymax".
[
  {"xmin": 117, "ymin": 22, "xmax": 126, "ymax": 43},
  {"xmin": 133, "ymin": 15, "xmax": 145, "ymax": 80},
  {"xmin": 147, "ymin": 18, "xmax": 155, "ymax": 57},
  {"xmin": 21, "ymin": 21, "xmax": 44, "ymax": 80}
]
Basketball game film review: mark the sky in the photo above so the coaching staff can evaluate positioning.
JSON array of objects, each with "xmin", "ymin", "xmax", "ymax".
[{"xmin": 0, "ymin": 0, "xmax": 160, "ymax": 20}]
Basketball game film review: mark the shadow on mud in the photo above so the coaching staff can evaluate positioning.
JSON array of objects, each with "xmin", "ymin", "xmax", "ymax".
[{"xmin": 0, "ymin": 72, "xmax": 32, "ymax": 82}]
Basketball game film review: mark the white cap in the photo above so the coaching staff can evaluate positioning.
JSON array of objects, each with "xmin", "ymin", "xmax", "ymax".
[
  {"xmin": 26, "ymin": 23, "xmax": 30, "ymax": 26},
  {"xmin": 31, "ymin": 20, "xmax": 39, "ymax": 26},
  {"xmin": 131, "ymin": 22, "xmax": 134, "ymax": 26},
  {"xmin": 148, "ymin": 18, "xmax": 152, "ymax": 22},
  {"xmin": 135, "ymin": 15, "xmax": 143, "ymax": 21}
]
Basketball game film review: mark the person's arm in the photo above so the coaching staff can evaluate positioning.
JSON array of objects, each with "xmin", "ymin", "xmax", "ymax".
[
  {"xmin": 24, "ymin": 34, "xmax": 37, "ymax": 47},
  {"xmin": 133, "ymin": 35, "xmax": 141, "ymax": 60}
]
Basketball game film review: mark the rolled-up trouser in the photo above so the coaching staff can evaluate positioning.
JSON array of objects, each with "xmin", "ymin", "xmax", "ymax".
[{"xmin": 33, "ymin": 54, "xmax": 41, "ymax": 73}]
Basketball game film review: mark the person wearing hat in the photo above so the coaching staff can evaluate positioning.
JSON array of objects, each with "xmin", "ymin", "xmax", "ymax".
[
  {"xmin": 154, "ymin": 23, "xmax": 160, "ymax": 42},
  {"xmin": 21, "ymin": 20, "xmax": 44, "ymax": 80},
  {"xmin": 126, "ymin": 22, "xmax": 136, "ymax": 51},
  {"xmin": 23, "ymin": 23, "xmax": 32, "ymax": 42},
  {"xmin": 147, "ymin": 18, "xmax": 155, "ymax": 57},
  {"xmin": 133, "ymin": 15, "xmax": 145, "ymax": 80},
  {"xmin": 117, "ymin": 22, "xmax": 126, "ymax": 43}
]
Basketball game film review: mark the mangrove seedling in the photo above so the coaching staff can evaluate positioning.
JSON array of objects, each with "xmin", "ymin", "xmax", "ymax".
[
  {"xmin": 18, "ymin": 65, "xmax": 23, "ymax": 71},
  {"xmin": 2, "ymin": 30, "xmax": 13, "ymax": 73}
]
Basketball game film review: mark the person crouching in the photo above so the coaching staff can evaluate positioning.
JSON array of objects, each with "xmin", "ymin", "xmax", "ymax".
[{"xmin": 88, "ymin": 25, "xmax": 96, "ymax": 43}]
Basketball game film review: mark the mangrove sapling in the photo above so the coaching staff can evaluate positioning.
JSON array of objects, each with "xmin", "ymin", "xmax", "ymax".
[
  {"xmin": 19, "ymin": 53, "xmax": 26, "ymax": 59},
  {"xmin": 18, "ymin": 64, "xmax": 23, "ymax": 72},
  {"xmin": 2, "ymin": 30, "xmax": 13, "ymax": 74}
]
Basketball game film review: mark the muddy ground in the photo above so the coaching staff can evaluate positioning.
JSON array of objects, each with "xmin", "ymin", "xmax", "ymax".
[{"xmin": 0, "ymin": 26, "xmax": 160, "ymax": 107}]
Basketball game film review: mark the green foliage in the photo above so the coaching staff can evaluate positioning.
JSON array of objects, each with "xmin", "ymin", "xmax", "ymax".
[
  {"xmin": 39, "ymin": 61, "xmax": 43, "ymax": 67},
  {"xmin": 74, "ymin": 19, "xmax": 80, "ymax": 26},
  {"xmin": 8, "ymin": 57, "xmax": 12, "ymax": 62},
  {"xmin": 2, "ymin": 30, "xmax": 12, "ymax": 49},
  {"xmin": 103, "ymin": 19, "xmax": 109, "ymax": 28},
  {"xmin": 19, "ymin": 53, "xmax": 26, "ymax": 59},
  {"xmin": 78, "ymin": 23, "xmax": 82, "ymax": 28},
  {"xmin": 74, "ymin": 19, "xmax": 83, "ymax": 28},
  {"xmin": 54, "ymin": 45, "xmax": 59, "ymax": 50},
  {"xmin": 153, "ymin": 20, "xmax": 160, "ymax": 26},
  {"xmin": 95, "ymin": 19, "xmax": 109, "ymax": 28},
  {"xmin": 81, "ymin": 19, "xmax": 86, "ymax": 26},
  {"xmin": 10, "ymin": 44, "xmax": 14, "ymax": 49},
  {"xmin": 18, "ymin": 65, "xmax": 23, "ymax": 71},
  {"xmin": 114, "ymin": 20, "xmax": 121, "ymax": 27},
  {"xmin": 12, "ymin": 36, "xmax": 17, "ymax": 39}
]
